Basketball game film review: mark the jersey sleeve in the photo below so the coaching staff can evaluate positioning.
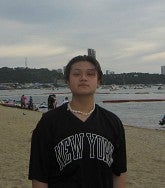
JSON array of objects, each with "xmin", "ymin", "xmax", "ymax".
[
  {"xmin": 112, "ymin": 118, "xmax": 127, "ymax": 176},
  {"xmin": 28, "ymin": 115, "xmax": 51, "ymax": 183}
]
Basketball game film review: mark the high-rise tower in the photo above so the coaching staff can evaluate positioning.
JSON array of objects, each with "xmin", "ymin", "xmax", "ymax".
[
  {"xmin": 87, "ymin": 49, "xmax": 96, "ymax": 58},
  {"xmin": 161, "ymin": 66, "xmax": 165, "ymax": 75}
]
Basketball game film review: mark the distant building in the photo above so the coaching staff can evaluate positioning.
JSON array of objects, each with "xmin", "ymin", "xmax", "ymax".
[
  {"xmin": 57, "ymin": 68, "xmax": 63, "ymax": 73},
  {"xmin": 63, "ymin": 66, "xmax": 66, "ymax": 74},
  {"xmin": 88, "ymin": 48, "xmax": 96, "ymax": 58},
  {"xmin": 106, "ymin": 70, "xmax": 115, "ymax": 75},
  {"xmin": 161, "ymin": 66, "xmax": 165, "ymax": 75}
]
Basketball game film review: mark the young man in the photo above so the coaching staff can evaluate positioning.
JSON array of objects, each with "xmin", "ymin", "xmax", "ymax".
[{"xmin": 29, "ymin": 55, "xmax": 127, "ymax": 188}]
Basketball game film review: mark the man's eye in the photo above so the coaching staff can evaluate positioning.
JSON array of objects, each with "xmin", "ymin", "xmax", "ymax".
[
  {"xmin": 87, "ymin": 72, "xmax": 96, "ymax": 76},
  {"xmin": 73, "ymin": 73, "xmax": 80, "ymax": 76}
]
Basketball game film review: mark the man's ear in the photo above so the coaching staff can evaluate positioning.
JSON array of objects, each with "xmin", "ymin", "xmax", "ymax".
[
  {"xmin": 66, "ymin": 80, "xmax": 70, "ymax": 85},
  {"xmin": 97, "ymin": 80, "xmax": 101, "ymax": 88}
]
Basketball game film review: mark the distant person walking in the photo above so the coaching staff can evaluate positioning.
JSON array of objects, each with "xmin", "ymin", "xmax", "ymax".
[
  {"xmin": 48, "ymin": 94, "xmax": 57, "ymax": 110},
  {"xmin": 62, "ymin": 96, "xmax": 69, "ymax": 105},
  {"xmin": 28, "ymin": 96, "xmax": 33, "ymax": 110},
  {"xmin": 21, "ymin": 94, "xmax": 27, "ymax": 108}
]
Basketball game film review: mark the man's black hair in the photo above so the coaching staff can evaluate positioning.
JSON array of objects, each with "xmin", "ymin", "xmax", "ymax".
[{"xmin": 64, "ymin": 55, "xmax": 103, "ymax": 82}]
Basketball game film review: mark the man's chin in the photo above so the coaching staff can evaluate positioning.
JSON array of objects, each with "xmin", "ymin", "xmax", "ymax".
[{"xmin": 74, "ymin": 91, "xmax": 94, "ymax": 96}]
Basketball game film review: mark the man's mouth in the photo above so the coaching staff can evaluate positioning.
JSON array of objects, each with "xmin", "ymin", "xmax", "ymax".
[{"xmin": 78, "ymin": 84, "xmax": 89, "ymax": 87}]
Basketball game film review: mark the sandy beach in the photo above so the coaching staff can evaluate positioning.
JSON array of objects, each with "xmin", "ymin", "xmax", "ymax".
[{"xmin": 0, "ymin": 105, "xmax": 164, "ymax": 188}]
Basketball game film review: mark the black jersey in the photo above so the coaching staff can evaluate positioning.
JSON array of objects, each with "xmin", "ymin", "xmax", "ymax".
[{"xmin": 29, "ymin": 103, "xmax": 127, "ymax": 188}]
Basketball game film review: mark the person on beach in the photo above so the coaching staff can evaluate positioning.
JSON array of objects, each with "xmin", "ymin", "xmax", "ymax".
[
  {"xmin": 62, "ymin": 96, "xmax": 69, "ymax": 105},
  {"xmin": 21, "ymin": 94, "xmax": 27, "ymax": 108},
  {"xmin": 29, "ymin": 55, "xmax": 127, "ymax": 188},
  {"xmin": 28, "ymin": 96, "xmax": 33, "ymax": 110},
  {"xmin": 47, "ymin": 94, "xmax": 57, "ymax": 110}
]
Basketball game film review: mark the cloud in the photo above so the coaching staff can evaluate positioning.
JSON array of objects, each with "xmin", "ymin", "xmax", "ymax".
[
  {"xmin": 0, "ymin": 43, "xmax": 66, "ymax": 57},
  {"xmin": 142, "ymin": 51, "xmax": 165, "ymax": 62}
]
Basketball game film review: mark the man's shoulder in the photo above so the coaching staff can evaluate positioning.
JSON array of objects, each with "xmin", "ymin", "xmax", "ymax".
[
  {"xmin": 96, "ymin": 104, "xmax": 123, "ymax": 129},
  {"xmin": 96, "ymin": 104, "xmax": 118, "ymax": 118},
  {"xmin": 34, "ymin": 103, "xmax": 68, "ymax": 131},
  {"xmin": 43, "ymin": 103, "xmax": 67, "ymax": 118}
]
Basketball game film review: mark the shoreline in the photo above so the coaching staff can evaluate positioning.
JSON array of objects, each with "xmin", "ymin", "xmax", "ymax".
[
  {"xmin": 0, "ymin": 105, "xmax": 164, "ymax": 187},
  {"xmin": 125, "ymin": 123, "xmax": 165, "ymax": 131},
  {"xmin": 1, "ymin": 103, "xmax": 164, "ymax": 131}
]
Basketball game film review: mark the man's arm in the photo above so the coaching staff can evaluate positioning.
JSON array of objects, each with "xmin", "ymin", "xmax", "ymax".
[
  {"xmin": 113, "ymin": 173, "xmax": 126, "ymax": 188},
  {"xmin": 32, "ymin": 180, "xmax": 48, "ymax": 188}
]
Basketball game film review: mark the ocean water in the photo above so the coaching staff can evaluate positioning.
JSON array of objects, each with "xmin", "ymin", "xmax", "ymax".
[{"xmin": 0, "ymin": 86, "xmax": 165, "ymax": 130}]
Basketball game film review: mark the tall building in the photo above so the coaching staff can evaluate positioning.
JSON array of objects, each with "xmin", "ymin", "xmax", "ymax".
[
  {"xmin": 106, "ymin": 70, "xmax": 115, "ymax": 75},
  {"xmin": 63, "ymin": 66, "xmax": 66, "ymax": 74},
  {"xmin": 57, "ymin": 68, "xmax": 63, "ymax": 73},
  {"xmin": 161, "ymin": 66, "xmax": 165, "ymax": 75},
  {"xmin": 87, "ymin": 48, "xmax": 96, "ymax": 58}
]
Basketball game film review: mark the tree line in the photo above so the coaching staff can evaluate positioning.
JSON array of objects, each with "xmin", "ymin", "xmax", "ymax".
[{"xmin": 0, "ymin": 67, "xmax": 165, "ymax": 85}]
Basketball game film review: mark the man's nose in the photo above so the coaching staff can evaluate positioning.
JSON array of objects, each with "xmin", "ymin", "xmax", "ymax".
[{"xmin": 80, "ymin": 73, "xmax": 88, "ymax": 80}]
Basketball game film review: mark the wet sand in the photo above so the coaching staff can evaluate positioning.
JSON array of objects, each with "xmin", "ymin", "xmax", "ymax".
[{"xmin": 0, "ymin": 105, "xmax": 164, "ymax": 188}]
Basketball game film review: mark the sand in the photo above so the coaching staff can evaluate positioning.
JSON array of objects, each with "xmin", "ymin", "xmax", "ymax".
[{"xmin": 0, "ymin": 105, "xmax": 164, "ymax": 188}]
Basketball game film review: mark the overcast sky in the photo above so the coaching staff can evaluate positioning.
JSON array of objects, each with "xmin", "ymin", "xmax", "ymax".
[{"xmin": 0, "ymin": 0, "xmax": 164, "ymax": 74}]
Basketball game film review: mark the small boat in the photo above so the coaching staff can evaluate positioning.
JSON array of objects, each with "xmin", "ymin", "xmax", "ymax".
[
  {"xmin": 37, "ymin": 102, "xmax": 48, "ymax": 109},
  {"xmin": 158, "ymin": 86, "xmax": 165, "ymax": 90},
  {"xmin": 2, "ymin": 102, "xmax": 17, "ymax": 107},
  {"xmin": 1, "ymin": 99, "xmax": 21, "ymax": 108},
  {"xmin": 159, "ymin": 115, "xmax": 165, "ymax": 125}
]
